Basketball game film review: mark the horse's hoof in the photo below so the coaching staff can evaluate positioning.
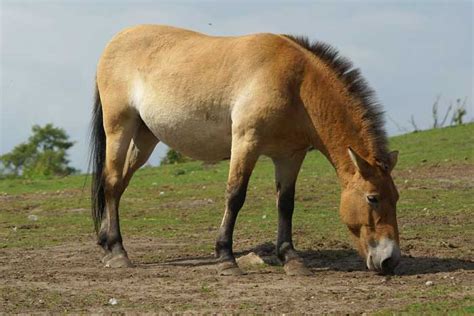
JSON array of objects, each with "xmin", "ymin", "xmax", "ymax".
[
  {"xmin": 104, "ymin": 254, "xmax": 134, "ymax": 268},
  {"xmin": 284, "ymin": 259, "xmax": 312, "ymax": 276},
  {"xmin": 101, "ymin": 252, "xmax": 112, "ymax": 264},
  {"xmin": 217, "ymin": 261, "xmax": 246, "ymax": 276}
]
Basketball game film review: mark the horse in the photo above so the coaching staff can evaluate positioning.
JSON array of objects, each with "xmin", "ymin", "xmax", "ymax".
[{"xmin": 90, "ymin": 25, "xmax": 400, "ymax": 276}]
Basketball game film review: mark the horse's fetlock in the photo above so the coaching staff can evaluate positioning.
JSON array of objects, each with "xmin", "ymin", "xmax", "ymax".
[
  {"xmin": 97, "ymin": 230, "xmax": 108, "ymax": 248},
  {"xmin": 277, "ymin": 241, "xmax": 297, "ymax": 261},
  {"xmin": 215, "ymin": 240, "xmax": 233, "ymax": 258},
  {"xmin": 215, "ymin": 240, "xmax": 231, "ymax": 251},
  {"xmin": 105, "ymin": 232, "xmax": 123, "ymax": 249}
]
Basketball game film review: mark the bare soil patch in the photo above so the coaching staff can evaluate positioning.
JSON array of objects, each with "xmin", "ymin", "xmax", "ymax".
[{"xmin": 1, "ymin": 236, "xmax": 472, "ymax": 314}]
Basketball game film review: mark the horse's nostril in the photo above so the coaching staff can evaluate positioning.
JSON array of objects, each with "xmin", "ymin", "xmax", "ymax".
[{"xmin": 381, "ymin": 257, "xmax": 397, "ymax": 275}]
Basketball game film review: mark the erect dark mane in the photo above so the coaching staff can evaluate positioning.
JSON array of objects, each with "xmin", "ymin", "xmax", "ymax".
[{"xmin": 283, "ymin": 34, "xmax": 388, "ymax": 160}]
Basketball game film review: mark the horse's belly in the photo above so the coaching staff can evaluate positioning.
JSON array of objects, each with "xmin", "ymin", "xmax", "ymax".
[{"xmin": 139, "ymin": 105, "xmax": 232, "ymax": 161}]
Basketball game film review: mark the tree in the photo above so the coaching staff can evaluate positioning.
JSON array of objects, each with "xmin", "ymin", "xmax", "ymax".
[
  {"xmin": 451, "ymin": 97, "xmax": 467, "ymax": 126},
  {"xmin": 0, "ymin": 124, "xmax": 76, "ymax": 177},
  {"xmin": 432, "ymin": 94, "xmax": 452, "ymax": 129},
  {"xmin": 160, "ymin": 148, "xmax": 188, "ymax": 165}
]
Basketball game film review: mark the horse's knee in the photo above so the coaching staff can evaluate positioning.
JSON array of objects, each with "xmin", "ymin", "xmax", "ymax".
[{"xmin": 226, "ymin": 184, "xmax": 247, "ymax": 212}]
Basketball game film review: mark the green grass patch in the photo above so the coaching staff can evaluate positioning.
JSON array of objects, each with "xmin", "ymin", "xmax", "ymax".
[{"xmin": 0, "ymin": 123, "xmax": 472, "ymax": 252}]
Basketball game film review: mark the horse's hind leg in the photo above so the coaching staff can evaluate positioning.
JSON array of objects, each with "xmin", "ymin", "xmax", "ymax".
[
  {"xmin": 273, "ymin": 151, "xmax": 312, "ymax": 276},
  {"xmin": 98, "ymin": 107, "xmax": 139, "ymax": 268},
  {"xmin": 122, "ymin": 119, "xmax": 159, "ymax": 187},
  {"xmin": 100, "ymin": 116, "xmax": 158, "ymax": 268}
]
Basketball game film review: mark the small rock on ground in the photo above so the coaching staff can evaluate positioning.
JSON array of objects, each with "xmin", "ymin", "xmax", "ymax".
[{"xmin": 237, "ymin": 252, "xmax": 265, "ymax": 267}]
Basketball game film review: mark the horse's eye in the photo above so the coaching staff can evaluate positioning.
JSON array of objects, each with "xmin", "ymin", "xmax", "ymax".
[{"xmin": 366, "ymin": 194, "xmax": 379, "ymax": 205}]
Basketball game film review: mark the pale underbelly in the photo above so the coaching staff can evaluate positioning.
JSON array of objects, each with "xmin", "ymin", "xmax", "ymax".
[{"xmin": 139, "ymin": 107, "xmax": 233, "ymax": 162}]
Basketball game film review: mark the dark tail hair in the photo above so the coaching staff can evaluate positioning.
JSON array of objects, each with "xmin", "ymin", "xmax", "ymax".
[{"xmin": 90, "ymin": 82, "xmax": 106, "ymax": 234}]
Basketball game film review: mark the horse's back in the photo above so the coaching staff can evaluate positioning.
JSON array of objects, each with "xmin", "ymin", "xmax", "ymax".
[{"xmin": 96, "ymin": 25, "xmax": 310, "ymax": 161}]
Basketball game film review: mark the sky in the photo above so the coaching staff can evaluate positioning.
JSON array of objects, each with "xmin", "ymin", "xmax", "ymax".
[{"xmin": 1, "ymin": 0, "xmax": 472, "ymax": 171}]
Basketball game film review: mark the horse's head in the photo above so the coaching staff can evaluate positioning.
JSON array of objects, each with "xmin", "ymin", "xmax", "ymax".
[{"xmin": 339, "ymin": 148, "xmax": 400, "ymax": 274}]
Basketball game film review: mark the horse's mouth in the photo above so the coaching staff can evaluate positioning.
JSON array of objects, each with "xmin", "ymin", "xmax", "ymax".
[{"xmin": 366, "ymin": 254, "xmax": 376, "ymax": 271}]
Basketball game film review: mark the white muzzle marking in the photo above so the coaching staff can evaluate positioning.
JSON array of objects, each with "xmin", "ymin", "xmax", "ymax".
[{"xmin": 366, "ymin": 238, "xmax": 401, "ymax": 272}]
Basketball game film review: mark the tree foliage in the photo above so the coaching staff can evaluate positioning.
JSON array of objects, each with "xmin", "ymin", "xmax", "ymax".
[
  {"xmin": 160, "ymin": 148, "xmax": 188, "ymax": 165},
  {"xmin": 0, "ymin": 124, "xmax": 77, "ymax": 178}
]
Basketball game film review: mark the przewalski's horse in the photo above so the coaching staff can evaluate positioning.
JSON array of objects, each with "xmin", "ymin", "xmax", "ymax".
[{"xmin": 90, "ymin": 25, "xmax": 400, "ymax": 276}]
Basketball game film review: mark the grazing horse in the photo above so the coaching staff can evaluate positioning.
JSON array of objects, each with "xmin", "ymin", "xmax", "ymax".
[{"xmin": 90, "ymin": 25, "xmax": 400, "ymax": 276}]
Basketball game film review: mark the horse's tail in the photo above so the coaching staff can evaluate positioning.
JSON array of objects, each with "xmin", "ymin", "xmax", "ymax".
[{"xmin": 90, "ymin": 80, "xmax": 106, "ymax": 234}]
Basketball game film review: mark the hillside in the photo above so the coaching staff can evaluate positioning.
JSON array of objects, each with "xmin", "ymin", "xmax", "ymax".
[{"xmin": 0, "ymin": 123, "xmax": 473, "ymax": 314}]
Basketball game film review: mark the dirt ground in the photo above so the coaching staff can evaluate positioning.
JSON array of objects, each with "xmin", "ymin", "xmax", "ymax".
[{"xmin": 1, "ymin": 236, "xmax": 473, "ymax": 314}]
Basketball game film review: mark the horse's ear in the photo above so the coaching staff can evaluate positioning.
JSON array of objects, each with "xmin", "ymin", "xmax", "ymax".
[
  {"xmin": 348, "ymin": 147, "xmax": 372, "ymax": 175},
  {"xmin": 387, "ymin": 150, "xmax": 399, "ymax": 172},
  {"xmin": 376, "ymin": 150, "xmax": 399, "ymax": 173}
]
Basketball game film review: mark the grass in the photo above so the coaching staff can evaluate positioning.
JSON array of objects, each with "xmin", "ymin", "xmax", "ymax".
[
  {"xmin": 0, "ymin": 123, "xmax": 473, "ymax": 314},
  {"xmin": 390, "ymin": 124, "xmax": 473, "ymax": 168},
  {"xmin": 2, "ymin": 124, "xmax": 471, "ymax": 249}
]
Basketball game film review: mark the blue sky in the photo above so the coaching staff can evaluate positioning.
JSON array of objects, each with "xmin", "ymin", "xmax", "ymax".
[{"xmin": 1, "ymin": 0, "xmax": 472, "ymax": 171}]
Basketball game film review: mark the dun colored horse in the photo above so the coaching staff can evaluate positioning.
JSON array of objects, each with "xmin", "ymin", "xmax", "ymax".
[{"xmin": 90, "ymin": 25, "xmax": 400, "ymax": 276}]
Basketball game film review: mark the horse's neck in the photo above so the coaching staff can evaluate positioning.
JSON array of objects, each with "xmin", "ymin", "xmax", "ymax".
[{"xmin": 301, "ymin": 79, "xmax": 375, "ymax": 183}]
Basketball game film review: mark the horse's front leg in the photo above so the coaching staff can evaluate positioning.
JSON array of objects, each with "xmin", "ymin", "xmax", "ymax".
[
  {"xmin": 273, "ymin": 152, "xmax": 312, "ymax": 276},
  {"xmin": 215, "ymin": 139, "xmax": 259, "ymax": 276}
]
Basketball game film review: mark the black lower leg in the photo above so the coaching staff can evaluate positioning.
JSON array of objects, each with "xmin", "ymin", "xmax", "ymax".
[
  {"xmin": 276, "ymin": 183, "xmax": 300, "ymax": 263},
  {"xmin": 100, "ymin": 181, "xmax": 127, "ymax": 257},
  {"xmin": 97, "ymin": 224, "xmax": 109, "ymax": 251},
  {"xmin": 97, "ymin": 214, "xmax": 126, "ymax": 254},
  {"xmin": 215, "ymin": 183, "xmax": 248, "ymax": 263}
]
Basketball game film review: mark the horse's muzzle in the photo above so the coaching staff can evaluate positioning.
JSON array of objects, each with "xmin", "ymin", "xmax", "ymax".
[{"xmin": 366, "ymin": 238, "xmax": 401, "ymax": 274}]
